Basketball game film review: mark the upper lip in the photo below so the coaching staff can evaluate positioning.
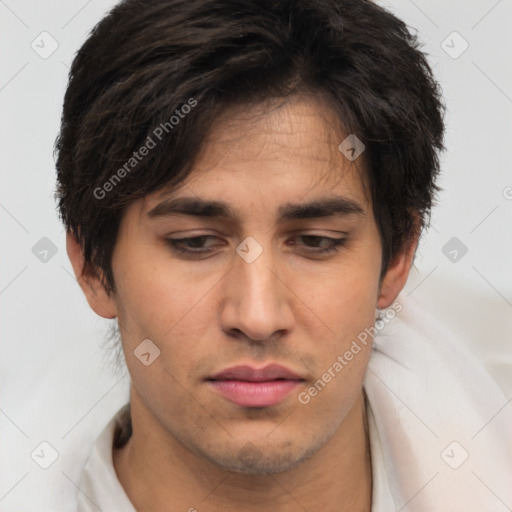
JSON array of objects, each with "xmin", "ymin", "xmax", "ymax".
[{"xmin": 208, "ymin": 364, "xmax": 305, "ymax": 382}]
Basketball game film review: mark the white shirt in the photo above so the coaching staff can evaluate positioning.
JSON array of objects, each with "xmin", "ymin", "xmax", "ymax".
[
  {"xmin": 76, "ymin": 399, "xmax": 395, "ymax": 512},
  {"xmin": 76, "ymin": 403, "xmax": 136, "ymax": 512}
]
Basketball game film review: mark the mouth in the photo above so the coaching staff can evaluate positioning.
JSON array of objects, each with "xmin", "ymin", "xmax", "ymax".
[{"xmin": 206, "ymin": 364, "xmax": 306, "ymax": 408}]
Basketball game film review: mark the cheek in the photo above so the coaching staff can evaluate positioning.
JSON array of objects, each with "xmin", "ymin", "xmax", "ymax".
[
  {"xmin": 112, "ymin": 249, "xmax": 222, "ymax": 394},
  {"xmin": 113, "ymin": 256, "xmax": 215, "ymax": 423},
  {"xmin": 114, "ymin": 248, "xmax": 217, "ymax": 342},
  {"xmin": 296, "ymin": 347, "xmax": 371, "ymax": 431},
  {"xmin": 284, "ymin": 254, "xmax": 380, "ymax": 401},
  {"xmin": 295, "ymin": 271, "xmax": 377, "ymax": 412},
  {"xmin": 291, "ymin": 257, "xmax": 380, "ymax": 336}
]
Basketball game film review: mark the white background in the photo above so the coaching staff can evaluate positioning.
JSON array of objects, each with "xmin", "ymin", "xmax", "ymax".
[{"xmin": 1, "ymin": 0, "xmax": 511, "ymax": 509}]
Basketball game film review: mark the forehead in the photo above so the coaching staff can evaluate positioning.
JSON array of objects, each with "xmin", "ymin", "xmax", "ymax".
[
  {"xmin": 196, "ymin": 95, "xmax": 345, "ymax": 162},
  {"xmin": 139, "ymin": 94, "xmax": 369, "ymax": 219}
]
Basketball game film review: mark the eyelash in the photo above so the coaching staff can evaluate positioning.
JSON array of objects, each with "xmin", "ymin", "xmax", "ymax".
[{"xmin": 165, "ymin": 235, "xmax": 346, "ymax": 256}]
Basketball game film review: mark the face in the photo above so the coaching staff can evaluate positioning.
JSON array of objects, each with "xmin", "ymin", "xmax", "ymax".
[{"xmin": 69, "ymin": 94, "xmax": 413, "ymax": 475}]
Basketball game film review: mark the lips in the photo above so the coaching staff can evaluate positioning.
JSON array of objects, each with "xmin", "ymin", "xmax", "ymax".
[
  {"xmin": 209, "ymin": 364, "xmax": 304, "ymax": 382},
  {"xmin": 207, "ymin": 364, "xmax": 305, "ymax": 407}
]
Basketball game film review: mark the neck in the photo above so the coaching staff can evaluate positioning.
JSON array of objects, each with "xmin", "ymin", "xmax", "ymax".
[{"xmin": 113, "ymin": 389, "xmax": 372, "ymax": 512}]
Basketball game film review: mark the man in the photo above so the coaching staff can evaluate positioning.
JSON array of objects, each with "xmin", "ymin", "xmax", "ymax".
[{"xmin": 55, "ymin": 0, "xmax": 512, "ymax": 510}]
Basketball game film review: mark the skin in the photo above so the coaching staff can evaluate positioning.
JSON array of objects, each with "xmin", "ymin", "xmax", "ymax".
[{"xmin": 67, "ymin": 94, "xmax": 418, "ymax": 512}]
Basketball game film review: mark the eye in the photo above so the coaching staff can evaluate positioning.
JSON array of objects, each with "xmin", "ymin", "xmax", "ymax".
[
  {"xmin": 165, "ymin": 235, "xmax": 221, "ymax": 255},
  {"xmin": 164, "ymin": 234, "xmax": 346, "ymax": 258},
  {"xmin": 289, "ymin": 235, "xmax": 346, "ymax": 254}
]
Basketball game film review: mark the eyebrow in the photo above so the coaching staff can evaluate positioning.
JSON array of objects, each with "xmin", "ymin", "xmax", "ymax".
[{"xmin": 147, "ymin": 196, "xmax": 365, "ymax": 223}]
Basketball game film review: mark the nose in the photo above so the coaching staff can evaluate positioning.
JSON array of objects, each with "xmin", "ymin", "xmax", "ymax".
[{"xmin": 219, "ymin": 238, "xmax": 295, "ymax": 342}]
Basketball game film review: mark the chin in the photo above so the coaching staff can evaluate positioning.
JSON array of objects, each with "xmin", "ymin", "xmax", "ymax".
[{"xmin": 198, "ymin": 436, "xmax": 326, "ymax": 475}]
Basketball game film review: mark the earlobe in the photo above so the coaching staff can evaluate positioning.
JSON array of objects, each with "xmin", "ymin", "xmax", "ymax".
[
  {"xmin": 66, "ymin": 229, "xmax": 118, "ymax": 319},
  {"xmin": 377, "ymin": 233, "xmax": 418, "ymax": 309}
]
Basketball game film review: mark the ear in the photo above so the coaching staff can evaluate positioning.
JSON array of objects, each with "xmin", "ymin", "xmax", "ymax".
[
  {"xmin": 377, "ymin": 227, "xmax": 419, "ymax": 309},
  {"xmin": 66, "ymin": 229, "xmax": 117, "ymax": 319}
]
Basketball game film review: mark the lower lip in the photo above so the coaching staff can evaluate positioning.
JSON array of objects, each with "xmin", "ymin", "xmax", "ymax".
[{"xmin": 208, "ymin": 379, "xmax": 302, "ymax": 407}]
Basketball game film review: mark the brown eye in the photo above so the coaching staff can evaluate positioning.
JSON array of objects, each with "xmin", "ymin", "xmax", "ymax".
[
  {"xmin": 165, "ymin": 235, "xmax": 221, "ymax": 255},
  {"xmin": 289, "ymin": 235, "xmax": 346, "ymax": 254}
]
